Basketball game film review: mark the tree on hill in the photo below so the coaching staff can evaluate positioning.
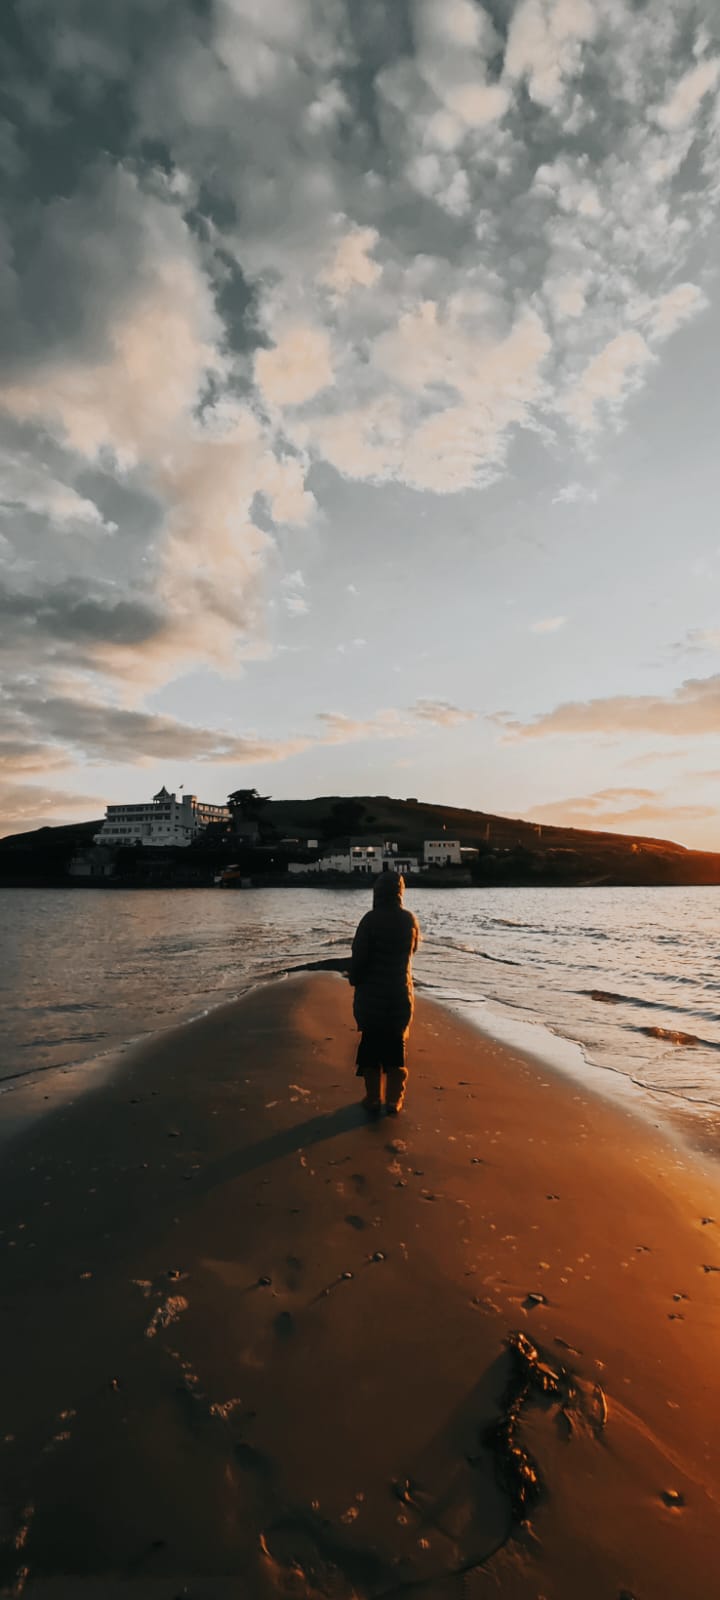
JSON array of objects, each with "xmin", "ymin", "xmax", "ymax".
[
  {"xmin": 226, "ymin": 788, "xmax": 272, "ymax": 843},
  {"xmin": 227, "ymin": 788, "xmax": 270, "ymax": 823}
]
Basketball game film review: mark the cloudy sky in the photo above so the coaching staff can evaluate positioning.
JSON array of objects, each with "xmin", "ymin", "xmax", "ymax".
[{"xmin": 3, "ymin": 0, "xmax": 720, "ymax": 848}]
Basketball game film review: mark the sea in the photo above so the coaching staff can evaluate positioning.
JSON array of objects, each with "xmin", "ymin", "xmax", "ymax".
[{"xmin": 1, "ymin": 884, "xmax": 719, "ymax": 1153}]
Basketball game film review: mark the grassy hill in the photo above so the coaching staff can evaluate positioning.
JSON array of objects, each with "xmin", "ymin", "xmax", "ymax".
[
  {"xmin": 261, "ymin": 793, "xmax": 719, "ymax": 886},
  {"xmin": 1, "ymin": 795, "xmax": 720, "ymax": 886}
]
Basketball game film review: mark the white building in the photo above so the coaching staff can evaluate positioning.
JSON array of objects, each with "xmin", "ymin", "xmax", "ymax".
[
  {"xmin": 424, "ymin": 838, "xmax": 462, "ymax": 867},
  {"xmin": 288, "ymin": 840, "xmax": 420, "ymax": 876},
  {"xmin": 350, "ymin": 842, "xmax": 420, "ymax": 876},
  {"xmin": 95, "ymin": 787, "xmax": 230, "ymax": 848}
]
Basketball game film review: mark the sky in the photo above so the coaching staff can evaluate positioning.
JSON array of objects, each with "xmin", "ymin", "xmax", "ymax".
[{"xmin": 2, "ymin": 0, "xmax": 720, "ymax": 849}]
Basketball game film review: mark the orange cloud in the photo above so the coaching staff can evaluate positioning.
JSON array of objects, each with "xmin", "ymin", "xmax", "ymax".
[
  {"xmin": 494, "ymin": 674, "xmax": 720, "ymax": 740},
  {"xmin": 527, "ymin": 788, "xmax": 716, "ymax": 835},
  {"xmin": 0, "ymin": 782, "xmax": 103, "ymax": 835}
]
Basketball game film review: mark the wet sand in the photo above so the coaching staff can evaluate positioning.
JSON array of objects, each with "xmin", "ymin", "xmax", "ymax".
[{"xmin": 1, "ymin": 972, "xmax": 719, "ymax": 1597}]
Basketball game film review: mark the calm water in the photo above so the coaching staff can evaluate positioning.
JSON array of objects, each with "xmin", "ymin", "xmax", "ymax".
[{"xmin": 1, "ymin": 886, "xmax": 719, "ymax": 1143}]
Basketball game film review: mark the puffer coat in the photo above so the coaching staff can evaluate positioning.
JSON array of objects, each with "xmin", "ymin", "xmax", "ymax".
[{"xmin": 348, "ymin": 904, "xmax": 420, "ymax": 1034}]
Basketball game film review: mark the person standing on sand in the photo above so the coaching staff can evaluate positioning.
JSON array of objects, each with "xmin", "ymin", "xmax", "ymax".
[{"xmin": 348, "ymin": 872, "xmax": 420, "ymax": 1116}]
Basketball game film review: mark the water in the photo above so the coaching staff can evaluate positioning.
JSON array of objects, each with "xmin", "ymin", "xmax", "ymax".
[{"xmin": 1, "ymin": 886, "xmax": 719, "ymax": 1146}]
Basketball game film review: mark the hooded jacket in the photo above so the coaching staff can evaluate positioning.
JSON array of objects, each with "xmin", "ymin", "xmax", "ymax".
[{"xmin": 348, "ymin": 900, "xmax": 420, "ymax": 1034}]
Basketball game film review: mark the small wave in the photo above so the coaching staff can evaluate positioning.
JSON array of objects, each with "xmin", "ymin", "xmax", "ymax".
[
  {"xmin": 582, "ymin": 988, "xmax": 682, "ymax": 1010},
  {"xmin": 415, "ymin": 982, "xmax": 487, "ymax": 1005},
  {"xmin": 19, "ymin": 1031, "xmax": 106, "ymax": 1050},
  {"xmin": 633, "ymin": 1025, "xmax": 720, "ymax": 1052},
  {"xmin": 45, "ymin": 1001, "xmax": 104, "ymax": 1014},
  {"xmin": 424, "ymin": 936, "xmax": 521, "ymax": 966},
  {"xmin": 582, "ymin": 988, "xmax": 719, "ymax": 1024}
]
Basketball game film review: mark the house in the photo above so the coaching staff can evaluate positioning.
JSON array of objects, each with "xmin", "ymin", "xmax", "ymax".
[
  {"xmin": 350, "ymin": 840, "xmax": 419, "ymax": 875},
  {"xmin": 288, "ymin": 839, "xmax": 420, "ymax": 877},
  {"xmin": 423, "ymin": 838, "xmax": 462, "ymax": 867},
  {"xmin": 349, "ymin": 840, "xmax": 385, "ymax": 874},
  {"xmin": 94, "ymin": 787, "xmax": 230, "ymax": 848}
]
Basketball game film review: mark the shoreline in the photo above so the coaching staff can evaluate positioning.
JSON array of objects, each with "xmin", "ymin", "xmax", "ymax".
[
  {"xmin": 1, "ymin": 973, "xmax": 720, "ymax": 1596},
  {"xmin": 439, "ymin": 987, "xmax": 720, "ymax": 1153},
  {"xmin": 4, "ymin": 951, "xmax": 719, "ymax": 1169}
]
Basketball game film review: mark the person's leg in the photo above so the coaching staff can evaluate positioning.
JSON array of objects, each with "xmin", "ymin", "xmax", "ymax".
[
  {"xmin": 385, "ymin": 1065, "xmax": 407, "ymax": 1111},
  {"xmin": 361, "ymin": 1066, "xmax": 382, "ymax": 1112},
  {"xmin": 356, "ymin": 1033, "xmax": 383, "ymax": 1111},
  {"xmin": 385, "ymin": 1034, "xmax": 408, "ymax": 1112}
]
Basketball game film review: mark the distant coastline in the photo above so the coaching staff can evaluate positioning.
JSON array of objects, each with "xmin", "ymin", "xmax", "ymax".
[{"xmin": 2, "ymin": 790, "xmax": 720, "ymax": 888}]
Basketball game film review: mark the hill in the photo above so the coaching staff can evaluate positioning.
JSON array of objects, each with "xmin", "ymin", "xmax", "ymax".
[
  {"xmin": 2, "ymin": 794, "xmax": 719, "ymax": 887},
  {"xmin": 257, "ymin": 793, "xmax": 720, "ymax": 886}
]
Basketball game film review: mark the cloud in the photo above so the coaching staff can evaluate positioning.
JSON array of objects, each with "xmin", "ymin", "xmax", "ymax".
[
  {"xmin": 0, "ymin": 447, "xmax": 117, "ymax": 533},
  {"xmin": 642, "ymin": 282, "xmax": 708, "ymax": 340},
  {"xmin": 315, "ymin": 709, "xmax": 411, "ymax": 743},
  {"xmin": 652, "ymin": 56, "xmax": 720, "ymax": 132},
  {"xmin": 313, "ymin": 700, "xmax": 475, "ymax": 739},
  {"xmin": 494, "ymin": 673, "xmax": 720, "ymax": 740},
  {"xmin": 281, "ymin": 568, "xmax": 309, "ymax": 616},
  {"xmin": 296, "ymin": 303, "xmax": 552, "ymax": 493},
  {"xmin": 0, "ymin": 739, "xmax": 72, "ymax": 775},
  {"xmin": 545, "ymin": 273, "xmax": 590, "ymax": 320},
  {"xmin": 0, "ymin": 684, "xmax": 476, "ymax": 781},
  {"xmin": 0, "ymin": 580, "xmax": 165, "ymax": 650},
  {"xmin": 562, "ymin": 331, "xmax": 654, "ymax": 432},
  {"xmin": 622, "ymin": 749, "xmax": 690, "ymax": 768},
  {"xmin": 527, "ymin": 787, "xmax": 716, "ymax": 834},
  {"xmin": 394, "ymin": 0, "xmax": 510, "ymax": 141},
  {"xmin": 0, "ymin": 782, "xmax": 103, "ymax": 836},
  {"xmin": 318, "ymin": 226, "xmax": 381, "ymax": 297},
  {"xmin": 5, "ymin": 690, "xmax": 313, "ymax": 768},
  {"xmin": 1, "ymin": 0, "xmax": 719, "ymax": 770},
  {"xmin": 0, "ymin": 164, "xmax": 317, "ymax": 687},
  {"xmin": 672, "ymin": 626, "xmax": 720, "ymax": 654},
  {"xmin": 411, "ymin": 698, "xmax": 476, "ymax": 726},
  {"xmin": 534, "ymin": 157, "xmax": 603, "ymax": 218},
  {"xmin": 552, "ymin": 481, "xmax": 597, "ymax": 504},
  {"xmin": 530, "ymin": 616, "xmax": 567, "ymax": 634},
  {"xmin": 255, "ymin": 325, "xmax": 335, "ymax": 408},
  {"xmin": 336, "ymin": 637, "xmax": 366, "ymax": 654},
  {"xmin": 504, "ymin": 0, "xmax": 597, "ymax": 111}
]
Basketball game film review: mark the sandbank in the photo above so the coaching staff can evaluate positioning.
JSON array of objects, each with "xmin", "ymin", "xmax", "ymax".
[{"xmin": 1, "ymin": 973, "xmax": 719, "ymax": 1597}]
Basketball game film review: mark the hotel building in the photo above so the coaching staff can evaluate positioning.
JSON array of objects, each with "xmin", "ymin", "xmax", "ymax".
[{"xmin": 95, "ymin": 787, "xmax": 230, "ymax": 848}]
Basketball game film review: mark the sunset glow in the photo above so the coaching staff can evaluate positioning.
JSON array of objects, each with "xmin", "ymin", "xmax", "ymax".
[{"xmin": 3, "ymin": 2, "xmax": 720, "ymax": 846}]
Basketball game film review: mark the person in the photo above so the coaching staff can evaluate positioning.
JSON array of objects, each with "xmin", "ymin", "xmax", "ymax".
[{"xmin": 348, "ymin": 871, "xmax": 420, "ymax": 1116}]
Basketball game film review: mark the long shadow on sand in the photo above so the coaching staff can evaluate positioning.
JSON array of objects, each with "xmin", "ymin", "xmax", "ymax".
[{"xmin": 193, "ymin": 1102, "xmax": 370, "ymax": 1198}]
